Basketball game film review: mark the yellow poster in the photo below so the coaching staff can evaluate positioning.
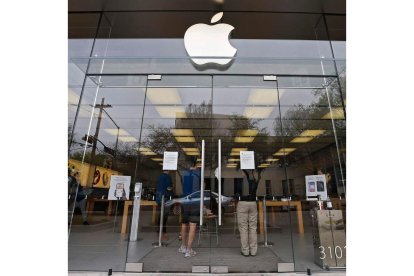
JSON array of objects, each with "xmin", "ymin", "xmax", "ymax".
[{"xmin": 68, "ymin": 159, "xmax": 121, "ymax": 188}]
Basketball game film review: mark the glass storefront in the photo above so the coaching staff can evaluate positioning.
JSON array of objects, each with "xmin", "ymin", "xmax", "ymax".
[{"xmin": 68, "ymin": 4, "xmax": 345, "ymax": 273}]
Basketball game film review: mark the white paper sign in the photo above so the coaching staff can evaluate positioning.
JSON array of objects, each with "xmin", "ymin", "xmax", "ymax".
[
  {"xmin": 240, "ymin": 151, "xmax": 255, "ymax": 170},
  {"xmin": 108, "ymin": 175, "xmax": 131, "ymax": 200},
  {"xmin": 305, "ymin": 175, "xmax": 327, "ymax": 200},
  {"xmin": 163, "ymin": 151, "xmax": 178, "ymax": 170}
]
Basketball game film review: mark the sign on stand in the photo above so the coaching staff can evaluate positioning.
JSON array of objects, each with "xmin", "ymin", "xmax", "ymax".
[
  {"xmin": 108, "ymin": 175, "xmax": 131, "ymax": 200},
  {"xmin": 163, "ymin": 151, "xmax": 178, "ymax": 170},
  {"xmin": 305, "ymin": 175, "xmax": 328, "ymax": 200},
  {"xmin": 240, "ymin": 151, "xmax": 255, "ymax": 170}
]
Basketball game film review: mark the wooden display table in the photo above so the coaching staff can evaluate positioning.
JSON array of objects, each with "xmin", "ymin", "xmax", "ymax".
[
  {"xmin": 121, "ymin": 200, "xmax": 157, "ymax": 234},
  {"xmin": 258, "ymin": 200, "xmax": 304, "ymax": 235},
  {"xmin": 86, "ymin": 198, "xmax": 114, "ymax": 216}
]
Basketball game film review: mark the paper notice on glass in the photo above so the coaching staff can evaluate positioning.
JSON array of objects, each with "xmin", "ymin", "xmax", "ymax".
[
  {"xmin": 240, "ymin": 151, "xmax": 255, "ymax": 169},
  {"xmin": 163, "ymin": 151, "xmax": 178, "ymax": 170},
  {"xmin": 108, "ymin": 175, "xmax": 131, "ymax": 200}
]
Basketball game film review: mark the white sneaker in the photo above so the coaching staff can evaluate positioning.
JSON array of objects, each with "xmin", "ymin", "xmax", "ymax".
[
  {"xmin": 178, "ymin": 245, "xmax": 187, "ymax": 254},
  {"xmin": 184, "ymin": 249, "xmax": 197, "ymax": 258}
]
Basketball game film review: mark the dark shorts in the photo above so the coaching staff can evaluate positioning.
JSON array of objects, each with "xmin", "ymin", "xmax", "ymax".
[{"xmin": 181, "ymin": 207, "xmax": 200, "ymax": 224}]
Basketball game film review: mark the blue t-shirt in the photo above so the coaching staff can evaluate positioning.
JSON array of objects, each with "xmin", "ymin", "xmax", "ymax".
[
  {"xmin": 182, "ymin": 169, "xmax": 200, "ymax": 197},
  {"xmin": 155, "ymin": 173, "xmax": 173, "ymax": 204}
]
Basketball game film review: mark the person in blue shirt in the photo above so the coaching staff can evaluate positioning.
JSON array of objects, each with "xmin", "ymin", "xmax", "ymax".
[
  {"xmin": 156, "ymin": 170, "xmax": 173, "ymax": 240},
  {"xmin": 178, "ymin": 158, "xmax": 201, "ymax": 258},
  {"xmin": 68, "ymin": 169, "xmax": 89, "ymax": 225}
]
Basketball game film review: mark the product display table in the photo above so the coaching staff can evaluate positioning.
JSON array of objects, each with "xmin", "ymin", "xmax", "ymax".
[
  {"xmin": 86, "ymin": 198, "xmax": 114, "ymax": 216},
  {"xmin": 258, "ymin": 200, "xmax": 304, "ymax": 235},
  {"xmin": 121, "ymin": 200, "xmax": 157, "ymax": 234}
]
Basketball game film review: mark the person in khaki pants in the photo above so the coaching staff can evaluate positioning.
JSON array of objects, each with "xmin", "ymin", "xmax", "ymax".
[{"xmin": 237, "ymin": 200, "xmax": 258, "ymax": 256}]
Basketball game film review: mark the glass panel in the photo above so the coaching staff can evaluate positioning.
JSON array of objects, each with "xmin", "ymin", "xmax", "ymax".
[
  {"xmin": 125, "ymin": 75, "xmax": 213, "ymax": 272},
  {"xmin": 279, "ymin": 76, "xmax": 346, "ymax": 271},
  {"xmin": 68, "ymin": 76, "xmax": 147, "ymax": 271},
  {"xmin": 72, "ymin": 56, "xmax": 337, "ymax": 76},
  {"xmin": 209, "ymin": 75, "xmax": 294, "ymax": 272}
]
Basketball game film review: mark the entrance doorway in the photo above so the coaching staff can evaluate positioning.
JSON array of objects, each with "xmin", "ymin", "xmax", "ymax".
[
  {"xmin": 121, "ymin": 75, "xmax": 294, "ymax": 272},
  {"xmin": 69, "ymin": 73, "xmax": 345, "ymax": 273}
]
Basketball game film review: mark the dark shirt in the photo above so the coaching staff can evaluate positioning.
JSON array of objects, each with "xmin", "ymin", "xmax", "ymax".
[
  {"xmin": 68, "ymin": 175, "xmax": 77, "ymax": 195},
  {"xmin": 156, "ymin": 173, "xmax": 173, "ymax": 204},
  {"xmin": 76, "ymin": 184, "xmax": 86, "ymax": 202},
  {"xmin": 182, "ymin": 168, "xmax": 200, "ymax": 197},
  {"xmin": 239, "ymin": 179, "xmax": 257, "ymax": 201}
]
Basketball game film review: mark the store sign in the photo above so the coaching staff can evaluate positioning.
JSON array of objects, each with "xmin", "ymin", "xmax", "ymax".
[
  {"xmin": 240, "ymin": 151, "xmax": 255, "ymax": 169},
  {"xmin": 108, "ymin": 175, "xmax": 131, "ymax": 200},
  {"xmin": 305, "ymin": 175, "xmax": 328, "ymax": 200},
  {"xmin": 184, "ymin": 12, "xmax": 237, "ymax": 66},
  {"xmin": 163, "ymin": 151, "xmax": 178, "ymax": 170}
]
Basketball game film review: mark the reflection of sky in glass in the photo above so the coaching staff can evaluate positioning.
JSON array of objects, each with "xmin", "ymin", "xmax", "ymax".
[{"xmin": 89, "ymin": 39, "xmax": 333, "ymax": 58}]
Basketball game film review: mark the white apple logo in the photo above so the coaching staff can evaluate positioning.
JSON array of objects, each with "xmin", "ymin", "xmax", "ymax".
[{"xmin": 184, "ymin": 12, "xmax": 237, "ymax": 66}]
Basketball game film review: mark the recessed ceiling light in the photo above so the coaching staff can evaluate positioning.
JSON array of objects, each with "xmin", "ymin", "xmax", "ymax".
[
  {"xmin": 237, "ymin": 129, "xmax": 259, "ymax": 137},
  {"xmin": 155, "ymin": 106, "xmax": 187, "ymax": 118},
  {"xmin": 243, "ymin": 107, "xmax": 273, "ymax": 119},
  {"xmin": 118, "ymin": 136, "xmax": 138, "ymax": 142},
  {"xmin": 137, "ymin": 147, "xmax": 156, "ymax": 155},
  {"xmin": 68, "ymin": 88, "xmax": 80, "ymax": 105},
  {"xmin": 322, "ymin": 108, "xmax": 345, "ymax": 120},
  {"xmin": 291, "ymin": 137, "xmax": 314, "ymax": 143},
  {"xmin": 171, "ymin": 129, "xmax": 194, "ymax": 136},
  {"xmin": 146, "ymin": 88, "xmax": 181, "ymax": 104},
  {"xmin": 175, "ymin": 136, "xmax": 196, "ymax": 143},
  {"xmin": 234, "ymin": 137, "xmax": 255, "ymax": 143},
  {"xmin": 299, "ymin": 130, "xmax": 326, "ymax": 137},
  {"xmin": 228, "ymin": 158, "xmax": 240, "ymax": 162},
  {"xmin": 141, "ymin": 151, "xmax": 157, "ymax": 156},
  {"xmin": 182, "ymin": 148, "xmax": 198, "ymax": 152},
  {"xmin": 247, "ymin": 89, "xmax": 278, "ymax": 105},
  {"xmin": 273, "ymin": 148, "xmax": 296, "ymax": 156},
  {"xmin": 266, "ymin": 158, "xmax": 279, "ymax": 162},
  {"xmin": 104, "ymin": 129, "xmax": 130, "ymax": 136},
  {"xmin": 185, "ymin": 152, "xmax": 199, "ymax": 156},
  {"xmin": 231, "ymin": 148, "xmax": 248, "ymax": 152},
  {"xmin": 230, "ymin": 148, "xmax": 248, "ymax": 155}
]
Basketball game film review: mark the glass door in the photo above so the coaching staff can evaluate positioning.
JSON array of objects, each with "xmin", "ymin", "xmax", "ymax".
[
  {"xmin": 122, "ymin": 74, "xmax": 296, "ymax": 273},
  {"xmin": 209, "ymin": 75, "xmax": 295, "ymax": 272},
  {"xmin": 125, "ymin": 75, "xmax": 214, "ymax": 272}
]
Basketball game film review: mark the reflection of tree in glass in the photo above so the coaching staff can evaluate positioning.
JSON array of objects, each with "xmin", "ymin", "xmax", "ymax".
[
  {"xmin": 275, "ymin": 75, "xmax": 345, "ymax": 138},
  {"xmin": 272, "ymin": 75, "xmax": 346, "ymax": 184},
  {"xmin": 227, "ymin": 114, "xmax": 271, "ymax": 195},
  {"xmin": 140, "ymin": 101, "xmax": 214, "ymax": 184}
]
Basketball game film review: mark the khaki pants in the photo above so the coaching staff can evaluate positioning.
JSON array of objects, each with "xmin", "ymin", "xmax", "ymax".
[{"xmin": 237, "ymin": 201, "xmax": 258, "ymax": 255}]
